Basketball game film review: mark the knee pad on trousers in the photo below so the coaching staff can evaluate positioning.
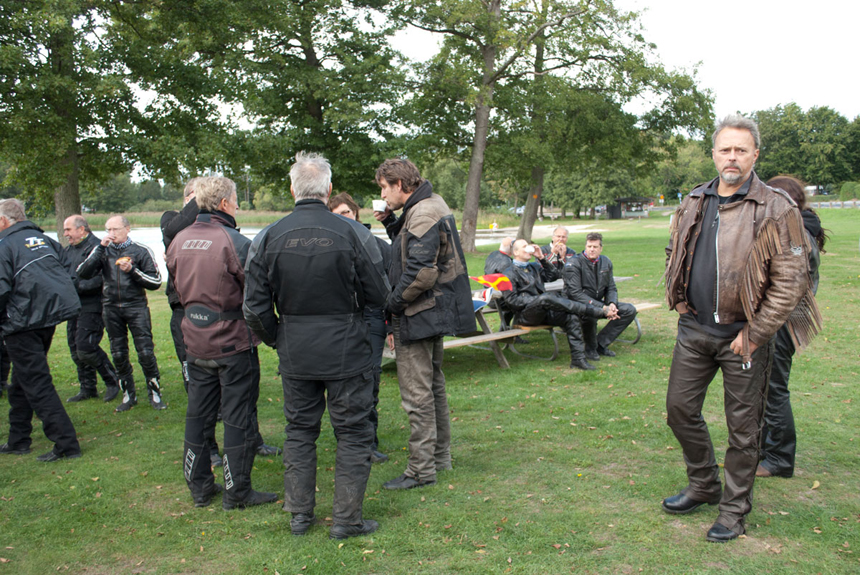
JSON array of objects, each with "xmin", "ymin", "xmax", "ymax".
[{"xmin": 77, "ymin": 349, "xmax": 101, "ymax": 368}]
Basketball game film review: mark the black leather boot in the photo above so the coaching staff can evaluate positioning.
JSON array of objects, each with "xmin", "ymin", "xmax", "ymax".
[
  {"xmin": 115, "ymin": 379, "xmax": 137, "ymax": 412},
  {"xmin": 147, "ymin": 377, "xmax": 167, "ymax": 410}
]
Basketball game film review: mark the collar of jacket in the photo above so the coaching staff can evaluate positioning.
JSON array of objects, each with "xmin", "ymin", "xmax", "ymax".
[
  {"xmin": 689, "ymin": 172, "xmax": 768, "ymax": 205},
  {"xmin": 294, "ymin": 198, "xmax": 328, "ymax": 211},
  {"xmin": 0, "ymin": 220, "xmax": 41, "ymax": 241},
  {"xmin": 197, "ymin": 210, "xmax": 238, "ymax": 229},
  {"xmin": 388, "ymin": 180, "xmax": 434, "ymax": 237}
]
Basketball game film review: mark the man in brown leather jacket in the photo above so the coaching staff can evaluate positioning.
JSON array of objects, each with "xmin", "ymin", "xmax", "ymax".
[{"xmin": 661, "ymin": 114, "xmax": 821, "ymax": 542}]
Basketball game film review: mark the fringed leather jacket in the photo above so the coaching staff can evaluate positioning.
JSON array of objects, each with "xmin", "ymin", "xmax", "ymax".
[{"xmin": 665, "ymin": 173, "xmax": 822, "ymax": 350}]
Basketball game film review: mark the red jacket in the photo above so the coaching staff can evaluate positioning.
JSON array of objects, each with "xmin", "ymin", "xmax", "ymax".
[{"xmin": 166, "ymin": 212, "xmax": 260, "ymax": 359}]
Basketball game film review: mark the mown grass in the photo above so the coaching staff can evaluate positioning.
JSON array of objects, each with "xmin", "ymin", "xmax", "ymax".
[{"xmin": 1, "ymin": 209, "xmax": 857, "ymax": 574}]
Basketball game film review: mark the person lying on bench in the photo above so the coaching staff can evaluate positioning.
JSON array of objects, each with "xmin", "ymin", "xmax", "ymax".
[
  {"xmin": 563, "ymin": 232, "xmax": 637, "ymax": 360},
  {"xmin": 501, "ymin": 239, "xmax": 609, "ymax": 371}
]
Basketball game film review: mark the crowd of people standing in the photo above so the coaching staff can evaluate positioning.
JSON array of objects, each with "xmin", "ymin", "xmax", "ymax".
[{"xmin": 0, "ymin": 114, "xmax": 824, "ymax": 543}]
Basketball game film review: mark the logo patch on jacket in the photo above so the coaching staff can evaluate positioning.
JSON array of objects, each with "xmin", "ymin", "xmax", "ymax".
[
  {"xmin": 24, "ymin": 236, "xmax": 46, "ymax": 249},
  {"xmin": 181, "ymin": 239, "xmax": 212, "ymax": 250}
]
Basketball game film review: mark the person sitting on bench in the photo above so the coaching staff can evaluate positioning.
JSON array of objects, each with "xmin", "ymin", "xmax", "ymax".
[
  {"xmin": 502, "ymin": 239, "xmax": 608, "ymax": 371},
  {"xmin": 563, "ymin": 232, "xmax": 637, "ymax": 360}
]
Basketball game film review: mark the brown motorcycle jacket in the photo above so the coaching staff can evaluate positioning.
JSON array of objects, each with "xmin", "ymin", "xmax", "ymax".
[{"xmin": 665, "ymin": 173, "xmax": 822, "ymax": 349}]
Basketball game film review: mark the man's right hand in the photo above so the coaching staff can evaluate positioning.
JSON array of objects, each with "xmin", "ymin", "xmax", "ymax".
[
  {"xmin": 373, "ymin": 207, "xmax": 392, "ymax": 222},
  {"xmin": 675, "ymin": 302, "xmax": 689, "ymax": 314},
  {"xmin": 100, "ymin": 235, "xmax": 112, "ymax": 247}
]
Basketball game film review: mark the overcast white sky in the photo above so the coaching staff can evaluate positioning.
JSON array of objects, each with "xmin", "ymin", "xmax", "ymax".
[{"xmin": 391, "ymin": 0, "xmax": 860, "ymax": 122}]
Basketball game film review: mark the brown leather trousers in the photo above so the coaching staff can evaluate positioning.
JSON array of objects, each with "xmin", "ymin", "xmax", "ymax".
[{"xmin": 666, "ymin": 315, "xmax": 773, "ymax": 535}]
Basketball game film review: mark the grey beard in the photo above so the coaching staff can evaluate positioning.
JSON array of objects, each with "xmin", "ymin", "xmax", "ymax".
[{"xmin": 721, "ymin": 170, "xmax": 743, "ymax": 185}]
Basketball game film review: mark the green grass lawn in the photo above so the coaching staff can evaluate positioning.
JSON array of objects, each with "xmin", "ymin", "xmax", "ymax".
[{"xmin": 1, "ymin": 210, "xmax": 857, "ymax": 574}]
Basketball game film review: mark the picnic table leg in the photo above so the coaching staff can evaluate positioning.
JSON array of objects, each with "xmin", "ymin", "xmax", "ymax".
[{"xmin": 475, "ymin": 309, "xmax": 511, "ymax": 369}]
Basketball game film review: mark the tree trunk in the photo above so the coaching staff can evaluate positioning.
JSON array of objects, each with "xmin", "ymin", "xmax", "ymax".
[
  {"xmin": 54, "ymin": 147, "xmax": 81, "ymax": 244},
  {"xmin": 50, "ymin": 21, "xmax": 81, "ymax": 245},
  {"xmin": 517, "ymin": 24, "xmax": 547, "ymax": 244},
  {"xmin": 518, "ymin": 165, "xmax": 544, "ymax": 242},
  {"xmin": 460, "ymin": 6, "xmax": 500, "ymax": 253}
]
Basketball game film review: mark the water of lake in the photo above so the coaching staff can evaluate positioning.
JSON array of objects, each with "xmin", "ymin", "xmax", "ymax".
[{"xmin": 47, "ymin": 226, "xmax": 498, "ymax": 281}]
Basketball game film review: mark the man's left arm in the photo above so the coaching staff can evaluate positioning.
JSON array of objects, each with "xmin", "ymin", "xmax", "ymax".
[
  {"xmin": 746, "ymin": 209, "xmax": 809, "ymax": 347},
  {"xmin": 130, "ymin": 246, "xmax": 163, "ymax": 290},
  {"xmin": 604, "ymin": 258, "xmax": 619, "ymax": 306},
  {"xmin": 387, "ymin": 215, "xmax": 440, "ymax": 314}
]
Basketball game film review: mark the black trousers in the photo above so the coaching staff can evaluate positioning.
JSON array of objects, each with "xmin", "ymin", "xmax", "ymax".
[
  {"xmin": 169, "ymin": 305, "xmax": 190, "ymax": 391},
  {"xmin": 282, "ymin": 369, "xmax": 374, "ymax": 525},
  {"xmin": 760, "ymin": 325, "xmax": 796, "ymax": 477},
  {"xmin": 666, "ymin": 315, "xmax": 773, "ymax": 535},
  {"xmin": 0, "ymin": 337, "xmax": 10, "ymax": 384},
  {"xmin": 519, "ymin": 298, "xmax": 587, "ymax": 362},
  {"xmin": 66, "ymin": 312, "xmax": 118, "ymax": 393},
  {"xmin": 366, "ymin": 309, "xmax": 386, "ymax": 451},
  {"xmin": 184, "ymin": 349, "xmax": 260, "ymax": 502},
  {"xmin": 5, "ymin": 327, "xmax": 80, "ymax": 456},
  {"xmin": 581, "ymin": 301, "xmax": 637, "ymax": 350},
  {"xmin": 103, "ymin": 305, "xmax": 160, "ymax": 387}
]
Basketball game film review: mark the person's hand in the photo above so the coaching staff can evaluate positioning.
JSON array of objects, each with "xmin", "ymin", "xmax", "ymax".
[
  {"xmin": 606, "ymin": 303, "xmax": 619, "ymax": 320},
  {"xmin": 386, "ymin": 333, "xmax": 394, "ymax": 351},
  {"xmin": 116, "ymin": 257, "xmax": 133, "ymax": 273},
  {"xmin": 373, "ymin": 207, "xmax": 392, "ymax": 222},
  {"xmin": 730, "ymin": 332, "xmax": 758, "ymax": 356},
  {"xmin": 100, "ymin": 235, "xmax": 113, "ymax": 247},
  {"xmin": 553, "ymin": 241, "xmax": 566, "ymax": 258},
  {"xmin": 675, "ymin": 302, "xmax": 689, "ymax": 315},
  {"xmin": 533, "ymin": 245, "xmax": 545, "ymax": 260},
  {"xmin": 602, "ymin": 305, "xmax": 611, "ymax": 317}
]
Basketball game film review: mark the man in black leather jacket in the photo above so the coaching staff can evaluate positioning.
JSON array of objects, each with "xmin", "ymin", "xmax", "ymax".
[
  {"xmin": 244, "ymin": 152, "xmax": 390, "ymax": 539},
  {"xmin": 0, "ymin": 199, "xmax": 82, "ymax": 462},
  {"xmin": 502, "ymin": 239, "xmax": 608, "ymax": 370},
  {"xmin": 563, "ymin": 232, "xmax": 637, "ymax": 360},
  {"xmin": 77, "ymin": 215, "xmax": 165, "ymax": 412},
  {"xmin": 62, "ymin": 215, "xmax": 120, "ymax": 403}
]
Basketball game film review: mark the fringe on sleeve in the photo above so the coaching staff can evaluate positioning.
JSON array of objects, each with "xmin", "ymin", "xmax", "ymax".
[{"xmin": 741, "ymin": 211, "xmax": 822, "ymax": 350}]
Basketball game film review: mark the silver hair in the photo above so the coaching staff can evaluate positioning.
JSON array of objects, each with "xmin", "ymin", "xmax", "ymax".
[
  {"xmin": 184, "ymin": 176, "xmax": 205, "ymax": 198},
  {"xmin": 712, "ymin": 114, "xmax": 761, "ymax": 149},
  {"xmin": 290, "ymin": 152, "xmax": 332, "ymax": 201},
  {"xmin": 195, "ymin": 176, "xmax": 237, "ymax": 212},
  {"xmin": 0, "ymin": 198, "xmax": 26, "ymax": 224}
]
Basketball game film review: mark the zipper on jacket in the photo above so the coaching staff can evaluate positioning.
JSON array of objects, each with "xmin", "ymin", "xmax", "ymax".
[{"xmin": 713, "ymin": 208, "xmax": 720, "ymax": 324}]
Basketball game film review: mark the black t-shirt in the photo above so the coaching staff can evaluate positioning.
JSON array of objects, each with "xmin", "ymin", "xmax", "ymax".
[{"xmin": 686, "ymin": 176, "xmax": 752, "ymax": 338}]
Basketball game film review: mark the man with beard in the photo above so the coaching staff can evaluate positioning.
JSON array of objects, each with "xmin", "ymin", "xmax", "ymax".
[
  {"xmin": 662, "ymin": 114, "xmax": 820, "ymax": 542},
  {"xmin": 374, "ymin": 158, "xmax": 476, "ymax": 491}
]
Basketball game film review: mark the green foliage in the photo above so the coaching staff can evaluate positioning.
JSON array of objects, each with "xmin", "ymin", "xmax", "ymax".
[
  {"xmin": 233, "ymin": 0, "xmax": 405, "ymax": 197},
  {"xmin": 252, "ymin": 185, "xmax": 293, "ymax": 212},
  {"xmin": 839, "ymin": 181, "xmax": 859, "ymax": 200},
  {"xmin": 754, "ymin": 104, "xmax": 854, "ymax": 186}
]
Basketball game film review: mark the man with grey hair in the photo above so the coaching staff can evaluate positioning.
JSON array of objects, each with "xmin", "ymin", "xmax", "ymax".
[
  {"xmin": 662, "ymin": 114, "xmax": 819, "ymax": 542},
  {"xmin": 0, "ymin": 199, "xmax": 82, "ymax": 461},
  {"xmin": 244, "ymin": 152, "xmax": 390, "ymax": 538},
  {"xmin": 77, "ymin": 214, "xmax": 166, "ymax": 412},
  {"xmin": 163, "ymin": 178, "xmax": 280, "ymax": 465},
  {"xmin": 168, "ymin": 176, "xmax": 277, "ymax": 509},
  {"xmin": 62, "ymin": 214, "xmax": 120, "ymax": 403}
]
